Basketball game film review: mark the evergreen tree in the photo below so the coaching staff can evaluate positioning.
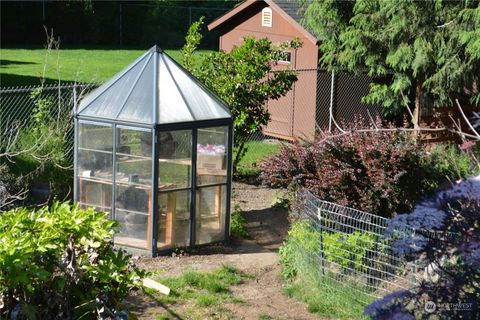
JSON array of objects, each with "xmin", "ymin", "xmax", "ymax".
[{"xmin": 300, "ymin": 0, "xmax": 480, "ymax": 124}]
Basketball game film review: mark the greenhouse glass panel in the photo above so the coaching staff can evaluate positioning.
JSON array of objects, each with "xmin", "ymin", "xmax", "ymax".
[
  {"xmin": 76, "ymin": 122, "xmax": 113, "ymax": 214},
  {"xmin": 114, "ymin": 127, "xmax": 153, "ymax": 250},
  {"xmin": 197, "ymin": 127, "xmax": 228, "ymax": 186},
  {"xmin": 77, "ymin": 53, "xmax": 149, "ymax": 120},
  {"xmin": 157, "ymin": 190, "xmax": 191, "ymax": 250},
  {"xmin": 196, "ymin": 185, "xmax": 227, "ymax": 245},
  {"xmin": 117, "ymin": 54, "xmax": 155, "ymax": 124},
  {"xmin": 158, "ymin": 130, "xmax": 192, "ymax": 190},
  {"xmin": 158, "ymin": 55, "xmax": 194, "ymax": 124},
  {"xmin": 162, "ymin": 55, "xmax": 230, "ymax": 121}
]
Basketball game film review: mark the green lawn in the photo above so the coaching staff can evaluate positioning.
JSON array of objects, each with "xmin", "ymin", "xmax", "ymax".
[
  {"xmin": 235, "ymin": 140, "xmax": 281, "ymax": 177},
  {"xmin": 0, "ymin": 47, "xmax": 214, "ymax": 87}
]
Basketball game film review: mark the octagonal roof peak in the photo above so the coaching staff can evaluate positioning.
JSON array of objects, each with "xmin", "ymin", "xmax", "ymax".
[{"xmin": 77, "ymin": 46, "xmax": 230, "ymax": 125}]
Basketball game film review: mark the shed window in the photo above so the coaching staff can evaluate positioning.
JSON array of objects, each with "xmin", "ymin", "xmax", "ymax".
[
  {"xmin": 262, "ymin": 7, "xmax": 272, "ymax": 27},
  {"xmin": 272, "ymin": 50, "xmax": 292, "ymax": 64}
]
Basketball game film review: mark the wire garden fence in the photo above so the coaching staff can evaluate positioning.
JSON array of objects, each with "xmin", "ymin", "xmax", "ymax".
[{"xmin": 292, "ymin": 187, "xmax": 417, "ymax": 305}]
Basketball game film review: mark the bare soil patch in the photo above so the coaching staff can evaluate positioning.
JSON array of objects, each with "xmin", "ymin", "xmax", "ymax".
[{"xmin": 125, "ymin": 182, "xmax": 319, "ymax": 320}]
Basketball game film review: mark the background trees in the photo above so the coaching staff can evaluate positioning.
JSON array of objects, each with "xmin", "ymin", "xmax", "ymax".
[{"xmin": 299, "ymin": 0, "xmax": 480, "ymax": 125}]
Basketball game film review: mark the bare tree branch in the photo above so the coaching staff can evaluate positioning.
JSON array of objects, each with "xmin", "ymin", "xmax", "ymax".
[{"xmin": 455, "ymin": 99, "xmax": 480, "ymax": 139}]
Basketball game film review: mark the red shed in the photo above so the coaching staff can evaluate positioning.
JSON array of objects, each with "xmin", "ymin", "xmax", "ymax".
[
  {"xmin": 208, "ymin": 0, "xmax": 320, "ymax": 140},
  {"xmin": 209, "ymin": 0, "xmax": 382, "ymax": 140}
]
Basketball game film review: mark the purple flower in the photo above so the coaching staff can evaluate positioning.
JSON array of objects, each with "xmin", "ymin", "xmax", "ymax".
[
  {"xmin": 461, "ymin": 241, "xmax": 480, "ymax": 268},
  {"xmin": 390, "ymin": 311, "xmax": 415, "ymax": 320},
  {"xmin": 390, "ymin": 234, "xmax": 429, "ymax": 256}
]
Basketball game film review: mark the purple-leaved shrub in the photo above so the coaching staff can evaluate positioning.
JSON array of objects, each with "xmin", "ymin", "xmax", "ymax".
[
  {"xmin": 366, "ymin": 177, "xmax": 480, "ymax": 319},
  {"xmin": 259, "ymin": 120, "xmax": 443, "ymax": 217}
]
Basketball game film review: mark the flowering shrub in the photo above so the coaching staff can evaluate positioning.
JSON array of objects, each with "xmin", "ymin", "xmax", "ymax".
[
  {"xmin": 0, "ymin": 202, "xmax": 146, "ymax": 319},
  {"xmin": 260, "ymin": 122, "xmax": 444, "ymax": 217},
  {"xmin": 366, "ymin": 177, "xmax": 480, "ymax": 319}
]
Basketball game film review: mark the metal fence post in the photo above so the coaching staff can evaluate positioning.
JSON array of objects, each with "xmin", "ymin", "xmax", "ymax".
[
  {"xmin": 328, "ymin": 71, "xmax": 335, "ymax": 133},
  {"xmin": 317, "ymin": 206, "xmax": 325, "ymax": 276}
]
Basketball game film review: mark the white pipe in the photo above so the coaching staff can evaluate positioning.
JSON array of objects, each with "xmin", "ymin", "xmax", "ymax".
[{"xmin": 329, "ymin": 71, "xmax": 335, "ymax": 132}]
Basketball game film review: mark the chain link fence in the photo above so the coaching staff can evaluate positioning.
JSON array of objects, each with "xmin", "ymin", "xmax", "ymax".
[
  {"xmin": 0, "ymin": 83, "xmax": 97, "ymax": 165},
  {"xmin": 292, "ymin": 187, "xmax": 417, "ymax": 305},
  {"xmin": 262, "ymin": 68, "xmax": 384, "ymax": 142},
  {"xmin": 0, "ymin": 68, "xmax": 383, "ymax": 168}
]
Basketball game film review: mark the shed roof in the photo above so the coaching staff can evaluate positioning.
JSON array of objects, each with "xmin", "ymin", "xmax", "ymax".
[
  {"xmin": 208, "ymin": 0, "xmax": 317, "ymax": 44},
  {"xmin": 77, "ymin": 46, "xmax": 231, "ymax": 125}
]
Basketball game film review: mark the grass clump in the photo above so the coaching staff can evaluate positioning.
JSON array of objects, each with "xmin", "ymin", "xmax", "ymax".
[
  {"xmin": 230, "ymin": 204, "xmax": 249, "ymax": 238},
  {"xmin": 149, "ymin": 265, "xmax": 253, "ymax": 308}
]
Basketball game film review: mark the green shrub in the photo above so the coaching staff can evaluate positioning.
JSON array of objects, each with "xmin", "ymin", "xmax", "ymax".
[
  {"xmin": 279, "ymin": 220, "xmax": 371, "ymax": 318},
  {"xmin": 323, "ymin": 231, "xmax": 376, "ymax": 272},
  {"xmin": 230, "ymin": 204, "xmax": 249, "ymax": 238},
  {"xmin": 0, "ymin": 202, "xmax": 146, "ymax": 319},
  {"xmin": 428, "ymin": 143, "xmax": 479, "ymax": 181},
  {"xmin": 279, "ymin": 220, "xmax": 320, "ymax": 281}
]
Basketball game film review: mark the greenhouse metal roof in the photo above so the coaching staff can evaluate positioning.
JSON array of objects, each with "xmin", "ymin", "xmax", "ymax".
[{"xmin": 77, "ymin": 46, "xmax": 231, "ymax": 125}]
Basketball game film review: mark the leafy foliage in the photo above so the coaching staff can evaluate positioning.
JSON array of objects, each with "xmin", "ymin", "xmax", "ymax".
[
  {"xmin": 230, "ymin": 204, "xmax": 249, "ymax": 238},
  {"xmin": 181, "ymin": 18, "xmax": 300, "ymax": 170},
  {"xmin": 366, "ymin": 198, "xmax": 480, "ymax": 319},
  {"xmin": 323, "ymin": 231, "xmax": 376, "ymax": 272},
  {"xmin": 7, "ymin": 86, "xmax": 74, "ymax": 203},
  {"xmin": 0, "ymin": 202, "xmax": 146, "ymax": 319},
  {"xmin": 279, "ymin": 220, "xmax": 320, "ymax": 281},
  {"xmin": 279, "ymin": 220, "xmax": 371, "ymax": 319},
  {"xmin": 428, "ymin": 143, "xmax": 480, "ymax": 182},
  {"xmin": 280, "ymin": 220, "xmax": 376, "ymax": 280},
  {"xmin": 299, "ymin": 0, "xmax": 480, "ymax": 114},
  {"xmin": 260, "ymin": 121, "xmax": 444, "ymax": 217}
]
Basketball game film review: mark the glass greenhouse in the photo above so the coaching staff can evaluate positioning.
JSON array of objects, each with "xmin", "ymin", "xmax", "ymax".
[{"xmin": 74, "ymin": 46, "xmax": 232, "ymax": 256}]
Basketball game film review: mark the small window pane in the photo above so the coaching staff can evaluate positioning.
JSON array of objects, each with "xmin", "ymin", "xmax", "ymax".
[
  {"xmin": 196, "ymin": 185, "xmax": 226, "ymax": 245},
  {"xmin": 158, "ymin": 130, "xmax": 192, "ymax": 190},
  {"xmin": 197, "ymin": 127, "xmax": 228, "ymax": 186},
  {"xmin": 115, "ymin": 208, "xmax": 150, "ymax": 249},
  {"xmin": 116, "ymin": 127, "xmax": 152, "ymax": 186},
  {"xmin": 77, "ymin": 122, "xmax": 113, "ymax": 212},
  {"xmin": 157, "ymin": 190, "xmax": 191, "ymax": 250}
]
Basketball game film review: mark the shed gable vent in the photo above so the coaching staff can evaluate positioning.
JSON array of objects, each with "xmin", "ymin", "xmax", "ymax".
[{"xmin": 262, "ymin": 7, "xmax": 272, "ymax": 27}]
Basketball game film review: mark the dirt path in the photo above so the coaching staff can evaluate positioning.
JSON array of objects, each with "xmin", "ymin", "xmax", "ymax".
[{"xmin": 126, "ymin": 182, "xmax": 320, "ymax": 320}]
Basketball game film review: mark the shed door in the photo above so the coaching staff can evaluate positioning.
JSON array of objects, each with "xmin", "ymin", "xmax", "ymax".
[{"xmin": 264, "ymin": 89, "xmax": 294, "ymax": 138}]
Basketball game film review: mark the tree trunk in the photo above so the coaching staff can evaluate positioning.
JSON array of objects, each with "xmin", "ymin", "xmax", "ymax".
[{"xmin": 413, "ymin": 73, "xmax": 424, "ymax": 137}]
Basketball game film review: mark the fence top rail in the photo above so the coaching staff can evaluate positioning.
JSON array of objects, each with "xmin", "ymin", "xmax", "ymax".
[
  {"xmin": 296, "ymin": 187, "xmax": 390, "ymax": 224},
  {"xmin": 0, "ymin": 82, "xmax": 98, "ymax": 94}
]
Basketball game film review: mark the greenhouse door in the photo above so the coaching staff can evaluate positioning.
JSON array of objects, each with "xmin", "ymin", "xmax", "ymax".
[
  {"xmin": 195, "ymin": 127, "xmax": 228, "ymax": 245},
  {"xmin": 156, "ymin": 130, "xmax": 193, "ymax": 250}
]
